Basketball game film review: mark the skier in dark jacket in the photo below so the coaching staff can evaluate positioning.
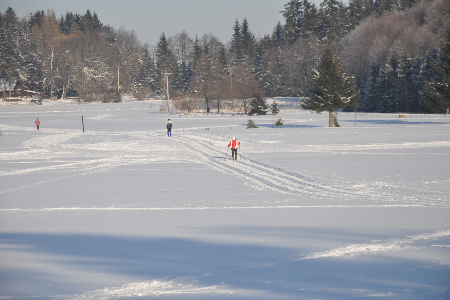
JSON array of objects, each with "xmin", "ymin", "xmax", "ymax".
[{"xmin": 166, "ymin": 119, "xmax": 173, "ymax": 136}]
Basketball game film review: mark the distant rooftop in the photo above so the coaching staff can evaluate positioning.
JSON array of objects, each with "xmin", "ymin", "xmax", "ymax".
[{"xmin": 0, "ymin": 78, "xmax": 17, "ymax": 92}]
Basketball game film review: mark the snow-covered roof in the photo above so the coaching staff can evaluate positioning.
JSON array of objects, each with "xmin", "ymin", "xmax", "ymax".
[{"xmin": 0, "ymin": 78, "xmax": 17, "ymax": 92}]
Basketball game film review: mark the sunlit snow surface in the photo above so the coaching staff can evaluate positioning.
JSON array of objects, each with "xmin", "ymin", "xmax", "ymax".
[{"xmin": 1, "ymin": 99, "xmax": 449, "ymax": 299}]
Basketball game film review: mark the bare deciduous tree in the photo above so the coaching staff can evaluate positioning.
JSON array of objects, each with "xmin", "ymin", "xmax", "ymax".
[
  {"xmin": 30, "ymin": 9, "xmax": 62, "ymax": 99},
  {"xmin": 233, "ymin": 63, "xmax": 261, "ymax": 115},
  {"xmin": 168, "ymin": 30, "xmax": 193, "ymax": 63}
]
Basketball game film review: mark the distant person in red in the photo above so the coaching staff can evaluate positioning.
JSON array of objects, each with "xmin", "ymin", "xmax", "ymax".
[
  {"xmin": 35, "ymin": 118, "xmax": 40, "ymax": 130},
  {"xmin": 228, "ymin": 137, "xmax": 240, "ymax": 160}
]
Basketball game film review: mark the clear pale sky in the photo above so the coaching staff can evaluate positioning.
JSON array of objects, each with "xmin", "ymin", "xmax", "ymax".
[{"xmin": 0, "ymin": 0, "xmax": 325, "ymax": 46}]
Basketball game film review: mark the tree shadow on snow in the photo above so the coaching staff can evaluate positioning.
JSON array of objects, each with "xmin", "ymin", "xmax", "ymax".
[
  {"xmin": 344, "ymin": 119, "xmax": 447, "ymax": 125},
  {"xmin": 0, "ymin": 231, "xmax": 295, "ymax": 281},
  {"xmin": 247, "ymin": 123, "xmax": 321, "ymax": 128},
  {"xmin": 1, "ymin": 229, "xmax": 449, "ymax": 299}
]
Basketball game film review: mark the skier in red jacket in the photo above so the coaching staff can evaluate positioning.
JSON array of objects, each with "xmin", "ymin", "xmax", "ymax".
[
  {"xmin": 35, "ymin": 118, "xmax": 40, "ymax": 130},
  {"xmin": 228, "ymin": 137, "xmax": 240, "ymax": 160}
]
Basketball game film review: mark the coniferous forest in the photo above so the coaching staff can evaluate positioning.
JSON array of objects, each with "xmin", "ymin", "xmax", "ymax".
[{"xmin": 0, "ymin": 0, "xmax": 449, "ymax": 114}]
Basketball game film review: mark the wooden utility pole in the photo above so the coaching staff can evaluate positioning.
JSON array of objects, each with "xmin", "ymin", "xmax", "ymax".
[
  {"xmin": 164, "ymin": 72, "xmax": 172, "ymax": 111},
  {"xmin": 117, "ymin": 68, "xmax": 120, "ymax": 93}
]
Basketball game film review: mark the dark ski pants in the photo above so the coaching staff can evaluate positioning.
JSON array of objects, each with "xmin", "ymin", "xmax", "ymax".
[
  {"xmin": 167, "ymin": 129, "xmax": 171, "ymax": 136},
  {"xmin": 231, "ymin": 148, "xmax": 238, "ymax": 158},
  {"xmin": 37, "ymin": 125, "xmax": 39, "ymax": 130}
]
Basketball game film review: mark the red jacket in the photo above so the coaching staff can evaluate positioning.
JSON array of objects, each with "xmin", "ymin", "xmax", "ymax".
[
  {"xmin": 228, "ymin": 138, "xmax": 240, "ymax": 149},
  {"xmin": 35, "ymin": 120, "xmax": 40, "ymax": 125}
]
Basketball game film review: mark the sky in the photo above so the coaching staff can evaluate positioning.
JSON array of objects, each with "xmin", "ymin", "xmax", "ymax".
[{"xmin": 0, "ymin": 0, "xmax": 313, "ymax": 46}]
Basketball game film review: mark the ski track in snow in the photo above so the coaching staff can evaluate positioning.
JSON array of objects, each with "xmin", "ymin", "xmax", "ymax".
[
  {"xmin": 56, "ymin": 229, "xmax": 450, "ymax": 300},
  {"xmin": 300, "ymin": 229, "xmax": 450, "ymax": 260},
  {"xmin": 59, "ymin": 281, "xmax": 241, "ymax": 300},
  {"xmin": 20, "ymin": 133, "xmax": 83, "ymax": 148},
  {"xmin": 1, "ymin": 126, "xmax": 447, "ymax": 207},
  {"xmin": 155, "ymin": 132, "xmax": 447, "ymax": 207},
  {"xmin": 2, "ymin": 120, "xmax": 450, "ymax": 299},
  {"xmin": 171, "ymin": 133, "xmax": 347, "ymax": 198},
  {"xmin": 0, "ymin": 204, "xmax": 425, "ymax": 212}
]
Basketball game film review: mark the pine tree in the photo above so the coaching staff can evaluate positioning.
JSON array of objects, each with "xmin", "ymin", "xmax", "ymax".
[
  {"xmin": 252, "ymin": 40, "xmax": 266, "ymax": 84},
  {"xmin": 378, "ymin": 61, "xmax": 395, "ymax": 113},
  {"xmin": 20, "ymin": 19, "xmax": 43, "ymax": 93},
  {"xmin": 155, "ymin": 32, "xmax": 176, "ymax": 94},
  {"xmin": 361, "ymin": 64, "xmax": 383, "ymax": 112},
  {"xmin": 347, "ymin": 0, "xmax": 373, "ymax": 31},
  {"xmin": 249, "ymin": 93, "xmax": 267, "ymax": 115},
  {"xmin": 28, "ymin": 10, "xmax": 45, "ymax": 28},
  {"xmin": 0, "ymin": 15, "xmax": 8, "ymax": 75},
  {"xmin": 302, "ymin": 47, "xmax": 360, "ymax": 127},
  {"xmin": 230, "ymin": 20, "xmax": 243, "ymax": 60},
  {"xmin": 91, "ymin": 12, "xmax": 102, "ymax": 31},
  {"xmin": 63, "ymin": 12, "xmax": 76, "ymax": 34},
  {"xmin": 241, "ymin": 18, "xmax": 256, "ymax": 60},
  {"xmin": 172, "ymin": 60, "xmax": 192, "ymax": 96},
  {"xmin": 399, "ymin": 52, "xmax": 413, "ymax": 113},
  {"xmin": 192, "ymin": 35, "xmax": 202, "ymax": 67},
  {"xmin": 423, "ymin": 30, "xmax": 450, "ymax": 115},
  {"xmin": 135, "ymin": 46, "xmax": 156, "ymax": 94},
  {"xmin": 282, "ymin": 0, "xmax": 303, "ymax": 45},
  {"xmin": 414, "ymin": 52, "xmax": 438, "ymax": 114},
  {"xmin": 0, "ymin": 10, "xmax": 25, "ymax": 96},
  {"xmin": 218, "ymin": 46, "xmax": 228, "ymax": 70},
  {"xmin": 388, "ymin": 51, "xmax": 402, "ymax": 112},
  {"xmin": 300, "ymin": 0, "xmax": 320, "ymax": 39},
  {"xmin": 319, "ymin": 0, "xmax": 347, "ymax": 42},
  {"xmin": 272, "ymin": 21, "xmax": 285, "ymax": 46},
  {"xmin": 271, "ymin": 101, "xmax": 281, "ymax": 114},
  {"xmin": 83, "ymin": 10, "xmax": 96, "ymax": 31}
]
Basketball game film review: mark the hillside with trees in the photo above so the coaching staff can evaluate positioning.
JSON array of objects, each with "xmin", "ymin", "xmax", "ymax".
[
  {"xmin": 0, "ymin": 0, "xmax": 449, "ymax": 114},
  {"xmin": 340, "ymin": 0, "xmax": 450, "ymax": 113}
]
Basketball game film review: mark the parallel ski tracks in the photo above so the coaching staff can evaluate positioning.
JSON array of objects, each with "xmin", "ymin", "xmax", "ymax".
[
  {"xmin": 9, "ymin": 129, "xmax": 445, "ymax": 206},
  {"xmin": 149, "ymin": 132, "xmax": 446, "ymax": 206},
  {"xmin": 151, "ymin": 132, "xmax": 359, "ymax": 199}
]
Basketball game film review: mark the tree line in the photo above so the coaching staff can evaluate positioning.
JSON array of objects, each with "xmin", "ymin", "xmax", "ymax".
[
  {"xmin": 340, "ymin": 0, "xmax": 450, "ymax": 114},
  {"xmin": 0, "ymin": 0, "xmax": 449, "ymax": 114}
]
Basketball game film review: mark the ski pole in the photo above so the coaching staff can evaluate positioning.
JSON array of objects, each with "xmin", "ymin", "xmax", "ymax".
[{"xmin": 224, "ymin": 147, "xmax": 229, "ymax": 160}]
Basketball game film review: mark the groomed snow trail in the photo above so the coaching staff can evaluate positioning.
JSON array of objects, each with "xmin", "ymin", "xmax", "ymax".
[
  {"xmin": 171, "ymin": 133, "xmax": 351, "ymax": 198},
  {"xmin": 2, "ymin": 105, "xmax": 449, "ymax": 300},
  {"xmin": 151, "ymin": 132, "xmax": 448, "ymax": 207},
  {"xmin": 2, "ymin": 126, "xmax": 446, "ymax": 207}
]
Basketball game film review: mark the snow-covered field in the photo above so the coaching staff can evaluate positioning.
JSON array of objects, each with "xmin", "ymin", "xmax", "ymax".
[{"xmin": 1, "ymin": 99, "xmax": 449, "ymax": 299}]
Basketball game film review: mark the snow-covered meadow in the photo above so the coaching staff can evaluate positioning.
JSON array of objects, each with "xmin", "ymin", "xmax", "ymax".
[{"xmin": 1, "ymin": 99, "xmax": 449, "ymax": 299}]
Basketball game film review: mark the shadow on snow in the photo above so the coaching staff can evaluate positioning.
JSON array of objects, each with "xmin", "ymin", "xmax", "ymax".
[
  {"xmin": 344, "ymin": 119, "xmax": 447, "ymax": 125},
  {"xmin": 1, "ymin": 229, "xmax": 449, "ymax": 299},
  {"xmin": 246, "ymin": 123, "xmax": 322, "ymax": 128}
]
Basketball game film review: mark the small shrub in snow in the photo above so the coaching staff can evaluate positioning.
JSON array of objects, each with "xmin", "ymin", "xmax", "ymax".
[
  {"xmin": 271, "ymin": 101, "xmax": 280, "ymax": 115},
  {"xmin": 247, "ymin": 119, "xmax": 258, "ymax": 129},
  {"xmin": 113, "ymin": 92, "xmax": 122, "ymax": 103}
]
